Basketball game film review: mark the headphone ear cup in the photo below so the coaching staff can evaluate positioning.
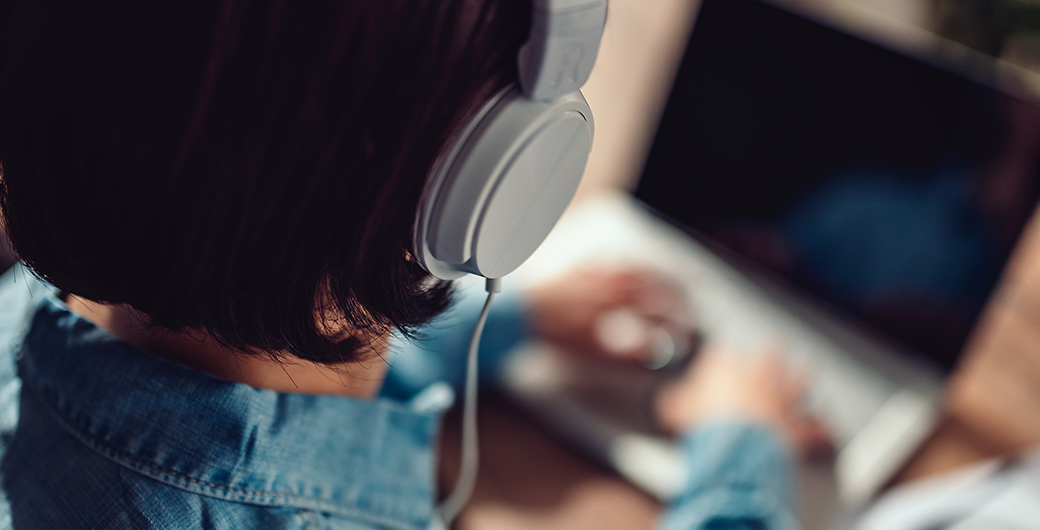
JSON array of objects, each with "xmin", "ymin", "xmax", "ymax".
[{"xmin": 415, "ymin": 88, "xmax": 594, "ymax": 279}]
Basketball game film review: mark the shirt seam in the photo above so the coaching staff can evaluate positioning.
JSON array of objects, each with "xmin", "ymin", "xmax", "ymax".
[
  {"xmin": 19, "ymin": 369, "xmax": 427, "ymax": 530},
  {"xmin": 22, "ymin": 371, "xmax": 297, "ymax": 498}
]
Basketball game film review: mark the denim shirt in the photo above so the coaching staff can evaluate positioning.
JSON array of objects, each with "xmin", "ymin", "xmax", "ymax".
[{"xmin": 0, "ymin": 266, "xmax": 797, "ymax": 529}]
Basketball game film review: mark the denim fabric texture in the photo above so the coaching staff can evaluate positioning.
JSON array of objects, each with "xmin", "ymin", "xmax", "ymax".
[
  {"xmin": 0, "ymin": 265, "xmax": 796, "ymax": 529},
  {"xmin": 381, "ymin": 280, "xmax": 530, "ymax": 402},
  {"xmin": 0, "ymin": 267, "xmax": 440, "ymax": 529},
  {"xmin": 661, "ymin": 422, "xmax": 799, "ymax": 530}
]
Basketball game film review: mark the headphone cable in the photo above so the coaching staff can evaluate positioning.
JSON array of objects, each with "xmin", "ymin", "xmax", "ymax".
[{"xmin": 438, "ymin": 277, "xmax": 501, "ymax": 526}]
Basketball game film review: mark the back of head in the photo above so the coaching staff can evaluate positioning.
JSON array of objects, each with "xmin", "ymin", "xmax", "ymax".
[{"xmin": 0, "ymin": 0, "xmax": 531, "ymax": 364}]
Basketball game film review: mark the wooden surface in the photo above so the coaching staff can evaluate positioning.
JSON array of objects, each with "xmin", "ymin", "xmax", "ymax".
[
  {"xmin": 442, "ymin": 0, "xmax": 1040, "ymax": 528},
  {"xmin": 896, "ymin": 209, "xmax": 1040, "ymax": 483},
  {"xmin": 439, "ymin": 396, "xmax": 660, "ymax": 530}
]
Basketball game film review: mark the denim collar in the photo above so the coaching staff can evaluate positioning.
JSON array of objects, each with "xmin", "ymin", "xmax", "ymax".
[{"xmin": 16, "ymin": 283, "xmax": 440, "ymax": 529}]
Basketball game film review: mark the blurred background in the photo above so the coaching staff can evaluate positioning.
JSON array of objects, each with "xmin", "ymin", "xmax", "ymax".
[
  {"xmin": 574, "ymin": 0, "xmax": 1040, "ymax": 203},
  {"xmin": 928, "ymin": 0, "xmax": 1040, "ymax": 66},
  {"xmin": 850, "ymin": 0, "xmax": 1040, "ymax": 67}
]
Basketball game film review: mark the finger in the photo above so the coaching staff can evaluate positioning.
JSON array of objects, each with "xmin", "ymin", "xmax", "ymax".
[
  {"xmin": 654, "ymin": 383, "xmax": 685, "ymax": 434},
  {"xmin": 755, "ymin": 342, "xmax": 802, "ymax": 388},
  {"xmin": 608, "ymin": 269, "xmax": 681, "ymax": 302},
  {"xmin": 784, "ymin": 368, "xmax": 809, "ymax": 401},
  {"xmin": 594, "ymin": 271, "xmax": 694, "ymax": 331},
  {"xmin": 794, "ymin": 417, "xmax": 834, "ymax": 459},
  {"xmin": 761, "ymin": 338, "xmax": 789, "ymax": 359},
  {"xmin": 753, "ymin": 348, "xmax": 787, "ymax": 381},
  {"xmin": 637, "ymin": 283, "xmax": 686, "ymax": 313},
  {"xmin": 593, "ymin": 308, "xmax": 655, "ymax": 360}
]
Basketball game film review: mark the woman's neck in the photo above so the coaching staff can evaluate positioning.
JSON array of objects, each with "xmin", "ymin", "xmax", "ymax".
[{"xmin": 64, "ymin": 295, "xmax": 388, "ymax": 399}]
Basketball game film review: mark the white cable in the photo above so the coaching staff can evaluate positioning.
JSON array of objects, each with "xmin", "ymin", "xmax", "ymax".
[{"xmin": 438, "ymin": 277, "xmax": 501, "ymax": 526}]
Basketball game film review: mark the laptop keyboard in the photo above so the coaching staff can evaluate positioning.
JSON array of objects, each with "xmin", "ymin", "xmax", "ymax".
[
  {"xmin": 688, "ymin": 277, "xmax": 898, "ymax": 444},
  {"xmin": 512, "ymin": 194, "xmax": 921, "ymax": 452}
]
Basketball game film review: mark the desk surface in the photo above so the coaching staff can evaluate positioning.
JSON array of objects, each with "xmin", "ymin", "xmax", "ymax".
[{"xmin": 444, "ymin": 0, "xmax": 1040, "ymax": 527}]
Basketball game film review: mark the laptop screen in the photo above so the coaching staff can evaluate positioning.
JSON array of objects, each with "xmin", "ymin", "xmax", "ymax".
[{"xmin": 635, "ymin": 0, "xmax": 1040, "ymax": 371}]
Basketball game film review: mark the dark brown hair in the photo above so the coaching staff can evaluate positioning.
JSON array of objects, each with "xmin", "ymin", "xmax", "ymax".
[{"xmin": 0, "ymin": 0, "xmax": 531, "ymax": 364}]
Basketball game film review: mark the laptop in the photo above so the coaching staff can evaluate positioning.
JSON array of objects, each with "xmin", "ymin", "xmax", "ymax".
[{"xmin": 500, "ymin": 0, "xmax": 1040, "ymax": 525}]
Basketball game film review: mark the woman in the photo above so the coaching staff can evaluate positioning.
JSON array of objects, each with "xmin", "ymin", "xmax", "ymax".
[{"xmin": 0, "ymin": 1, "xmax": 823, "ymax": 528}]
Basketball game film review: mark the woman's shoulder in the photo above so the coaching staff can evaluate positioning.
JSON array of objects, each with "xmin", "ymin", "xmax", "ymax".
[
  {"xmin": 0, "ymin": 438, "xmax": 317, "ymax": 529},
  {"xmin": 0, "ymin": 377, "xmax": 327, "ymax": 530}
]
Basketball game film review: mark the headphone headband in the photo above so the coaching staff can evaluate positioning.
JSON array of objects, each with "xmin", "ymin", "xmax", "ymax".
[{"xmin": 518, "ymin": 0, "xmax": 607, "ymax": 101}]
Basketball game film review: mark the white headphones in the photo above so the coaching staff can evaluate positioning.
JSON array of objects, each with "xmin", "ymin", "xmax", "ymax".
[{"xmin": 414, "ymin": 0, "xmax": 607, "ymax": 280}]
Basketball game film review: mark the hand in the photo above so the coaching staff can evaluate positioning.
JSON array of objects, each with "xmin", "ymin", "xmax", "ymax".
[
  {"xmin": 655, "ymin": 342, "xmax": 832, "ymax": 458},
  {"xmin": 527, "ymin": 268, "xmax": 694, "ymax": 363}
]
